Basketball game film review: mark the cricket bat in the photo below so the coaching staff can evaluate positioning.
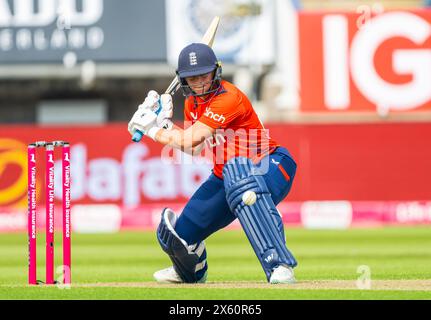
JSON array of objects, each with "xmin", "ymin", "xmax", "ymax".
[{"xmin": 132, "ymin": 16, "xmax": 220, "ymax": 142}]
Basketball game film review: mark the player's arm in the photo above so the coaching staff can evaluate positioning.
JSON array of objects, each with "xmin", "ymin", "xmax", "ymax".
[
  {"xmin": 152, "ymin": 121, "xmax": 214, "ymax": 153},
  {"xmin": 127, "ymin": 91, "xmax": 213, "ymax": 154},
  {"xmin": 155, "ymin": 93, "xmax": 208, "ymax": 154},
  {"xmin": 168, "ymin": 123, "xmax": 205, "ymax": 155}
]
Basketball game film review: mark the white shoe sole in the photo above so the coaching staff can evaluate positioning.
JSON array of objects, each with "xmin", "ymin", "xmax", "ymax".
[
  {"xmin": 270, "ymin": 278, "xmax": 296, "ymax": 284},
  {"xmin": 153, "ymin": 270, "xmax": 208, "ymax": 284}
]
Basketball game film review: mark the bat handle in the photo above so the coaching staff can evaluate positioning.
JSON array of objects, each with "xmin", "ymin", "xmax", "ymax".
[
  {"xmin": 131, "ymin": 100, "xmax": 162, "ymax": 143},
  {"xmin": 132, "ymin": 130, "xmax": 144, "ymax": 142}
]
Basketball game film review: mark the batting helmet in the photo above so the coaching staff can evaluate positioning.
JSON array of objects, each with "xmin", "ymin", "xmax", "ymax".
[{"xmin": 176, "ymin": 43, "xmax": 222, "ymax": 97}]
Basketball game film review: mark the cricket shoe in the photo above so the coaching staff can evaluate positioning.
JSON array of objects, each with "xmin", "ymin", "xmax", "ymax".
[
  {"xmin": 269, "ymin": 265, "xmax": 296, "ymax": 284},
  {"xmin": 153, "ymin": 266, "xmax": 207, "ymax": 284}
]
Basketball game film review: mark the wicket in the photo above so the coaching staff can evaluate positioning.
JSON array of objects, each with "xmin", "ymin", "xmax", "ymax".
[{"xmin": 28, "ymin": 141, "xmax": 71, "ymax": 285}]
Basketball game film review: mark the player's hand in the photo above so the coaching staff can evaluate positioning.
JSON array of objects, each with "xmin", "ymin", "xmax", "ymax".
[
  {"xmin": 128, "ymin": 108, "xmax": 158, "ymax": 137},
  {"xmin": 157, "ymin": 94, "xmax": 174, "ymax": 130}
]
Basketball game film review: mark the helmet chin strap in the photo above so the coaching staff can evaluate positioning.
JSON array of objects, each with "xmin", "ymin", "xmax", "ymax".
[
  {"xmin": 193, "ymin": 88, "xmax": 218, "ymax": 106},
  {"xmin": 192, "ymin": 81, "xmax": 213, "ymax": 97},
  {"xmin": 194, "ymin": 79, "xmax": 220, "ymax": 96}
]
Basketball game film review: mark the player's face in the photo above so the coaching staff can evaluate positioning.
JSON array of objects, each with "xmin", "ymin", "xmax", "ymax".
[{"xmin": 185, "ymin": 71, "xmax": 214, "ymax": 96}]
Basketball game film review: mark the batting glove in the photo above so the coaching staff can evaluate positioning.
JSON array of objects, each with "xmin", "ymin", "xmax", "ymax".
[
  {"xmin": 157, "ymin": 94, "xmax": 174, "ymax": 130},
  {"xmin": 128, "ymin": 108, "xmax": 158, "ymax": 137},
  {"xmin": 138, "ymin": 90, "xmax": 160, "ymax": 112}
]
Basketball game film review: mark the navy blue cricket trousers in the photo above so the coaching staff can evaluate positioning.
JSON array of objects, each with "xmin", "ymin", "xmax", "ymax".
[{"xmin": 175, "ymin": 146, "xmax": 297, "ymax": 244}]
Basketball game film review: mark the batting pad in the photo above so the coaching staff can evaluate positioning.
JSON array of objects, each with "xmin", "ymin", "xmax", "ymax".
[
  {"xmin": 157, "ymin": 208, "xmax": 206, "ymax": 283},
  {"xmin": 223, "ymin": 157, "xmax": 297, "ymax": 281}
]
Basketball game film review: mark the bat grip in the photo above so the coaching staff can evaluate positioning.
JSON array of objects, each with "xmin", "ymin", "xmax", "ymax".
[
  {"xmin": 131, "ymin": 100, "xmax": 162, "ymax": 143},
  {"xmin": 132, "ymin": 130, "xmax": 144, "ymax": 142}
]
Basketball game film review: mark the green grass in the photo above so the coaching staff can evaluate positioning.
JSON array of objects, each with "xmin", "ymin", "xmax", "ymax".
[{"xmin": 1, "ymin": 226, "xmax": 430, "ymax": 299}]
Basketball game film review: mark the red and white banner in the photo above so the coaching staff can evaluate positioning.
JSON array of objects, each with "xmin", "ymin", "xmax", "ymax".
[
  {"xmin": 1, "ymin": 122, "xmax": 431, "ymax": 231},
  {"xmin": 299, "ymin": 9, "xmax": 431, "ymax": 113}
]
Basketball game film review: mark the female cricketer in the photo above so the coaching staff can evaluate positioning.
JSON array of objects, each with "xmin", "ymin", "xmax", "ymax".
[{"xmin": 128, "ymin": 43, "xmax": 297, "ymax": 284}]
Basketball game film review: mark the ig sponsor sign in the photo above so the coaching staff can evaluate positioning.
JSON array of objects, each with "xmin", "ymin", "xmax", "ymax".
[{"xmin": 299, "ymin": 10, "xmax": 431, "ymax": 113}]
